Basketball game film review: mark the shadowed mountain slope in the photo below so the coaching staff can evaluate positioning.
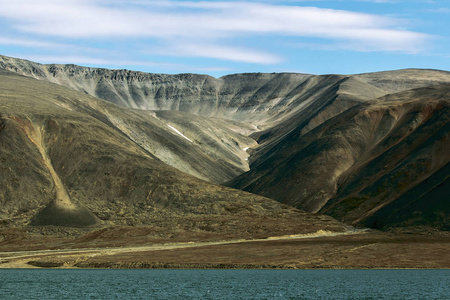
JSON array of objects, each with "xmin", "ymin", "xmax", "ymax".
[
  {"xmin": 229, "ymin": 85, "xmax": 450, "ymax": 230},
  {"xmin": 0, "ymin": 69, "xmax": 347, "ymax": 234}
]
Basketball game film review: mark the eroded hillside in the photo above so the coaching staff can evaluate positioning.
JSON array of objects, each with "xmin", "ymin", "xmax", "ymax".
[
  {"xmin": 0, "ymin": 69, "xmax": 350, "ymax": 240},
  {"xmin": 1, "ymin": 54, "xmax": 449, "ymax": 231},
  {"xmin": 229, "ymin": 85, "xmax": 450, "ymax": 230}
]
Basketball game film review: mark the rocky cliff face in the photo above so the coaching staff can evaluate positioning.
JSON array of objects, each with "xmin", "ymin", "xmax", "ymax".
[{"xmin": 1, "ymin": 54, "xmax": 449, "ymax": 231}]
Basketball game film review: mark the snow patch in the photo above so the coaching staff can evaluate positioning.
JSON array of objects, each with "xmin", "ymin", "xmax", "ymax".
[
  {"xmin": 243, "ymin": 147, "xmax": 250, "ymax": 151},
  {"xmin": 167, "ymin": 124, "xmax": 193, "ymax": 143}
]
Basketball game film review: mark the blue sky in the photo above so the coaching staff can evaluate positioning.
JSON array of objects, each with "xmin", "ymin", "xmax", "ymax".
[{"xmin": 0, "ymin": 0, "xmax": 449, "ymax": 77}]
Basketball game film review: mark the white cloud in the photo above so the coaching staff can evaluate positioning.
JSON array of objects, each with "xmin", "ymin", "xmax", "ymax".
[
  {"xmin": 23, "ymin": 55, "xmax": 156, "ymax": 66},
  {"xmin": 337, "ymin": 0, "xmax": 435, "ymax": 3},
  {"xmin": 0, "ymin": 0, "xmax": 432, "ymax": 64},
  {"xmin": 353, "ymin": 0, "xmax": 399, "ymax": 3},
  {"xmin": 154, "ymin": 43, "xmax": 282, "ymax": 64},
  {"xmin": 20, "ymin": 55, "xmax": 181, "ymax": 69},
  {"xmin": 0, "ymin": 37, "xmax": 63, "ymax": 48},
  {"xmin": 0, "ymin": 36, "xmax": 105, "ymax": 54},
  {"xmin": 19, "ymin": 54, "xmax": 231, "ymax": 73},
  {"xmin": 427, "ymin": 7, "xmax": 450, "ymax": 14}
]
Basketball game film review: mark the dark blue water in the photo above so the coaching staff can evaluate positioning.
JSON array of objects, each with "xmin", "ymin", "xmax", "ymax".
[{"xmin": 0, "ymin": 269, "xmax": 448, "ymax": 299}]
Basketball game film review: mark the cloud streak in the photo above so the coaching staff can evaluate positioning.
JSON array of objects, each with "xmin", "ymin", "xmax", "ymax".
[
  {"xmin": 17, "ymin": 54, "xmax": 232, "ymax": 73},
  {"xmin": 0, "ymin": 0, "xmax": 431, "ymax": 64}
]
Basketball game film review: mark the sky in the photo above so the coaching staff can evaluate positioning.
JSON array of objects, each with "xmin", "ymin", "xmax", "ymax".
[{"xmin": 0, "ymin": 0, "xmax": 449, "ymax": 77}]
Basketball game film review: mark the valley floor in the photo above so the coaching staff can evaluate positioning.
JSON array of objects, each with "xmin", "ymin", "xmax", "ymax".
[{"xmin": 0, "ymin": 230, "xmax": 448, "ymax": 269}]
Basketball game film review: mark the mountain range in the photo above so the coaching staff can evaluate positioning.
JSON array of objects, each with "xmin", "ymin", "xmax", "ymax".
[{"xmin": 0, "ymin": 54, "xmax": 448, "ymax": 233}]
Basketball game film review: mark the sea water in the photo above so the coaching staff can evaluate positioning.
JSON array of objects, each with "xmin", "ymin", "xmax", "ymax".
[{"xmin": 0, "ymin": 269, "xmax": 448, "ymax": 299}]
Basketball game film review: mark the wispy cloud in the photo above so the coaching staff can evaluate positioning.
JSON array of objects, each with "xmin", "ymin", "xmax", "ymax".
[
  {"xmin": 427, "ymin": 7, "xmax": 450, "ymax": 14},
  {"xmin": 0, "ymin": 37, "xmax": 64, "ymax": 48},
  {"xmin": 0, "ymin": 0, "xmax": 432, "ymax": 64},
  {"xmin": 151, "ymin": 42, "xmax": 282, "ymax": 64},
  {"xmin": 20, "ymin": 54, "xmax": 231, "ymax": 73},
  {"xmin": 338, "ymin": 0, "xmax": 436, "ymax": 3},
  {"xmin": 0, "ymin": 36, "xmax": 106, "ymax": 54},
  {"xmin": 23, "ymin": 55, "xmax": 173, "ymax": 67},
  {"xmin": 349, "ymin": 0, "xmax": 399, "ymax": 3}
]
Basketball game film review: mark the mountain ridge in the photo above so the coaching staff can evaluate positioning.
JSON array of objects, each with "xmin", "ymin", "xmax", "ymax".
[{"xmin": 1, "ymin": 55, "xmax": 449, "ymax": 231}]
